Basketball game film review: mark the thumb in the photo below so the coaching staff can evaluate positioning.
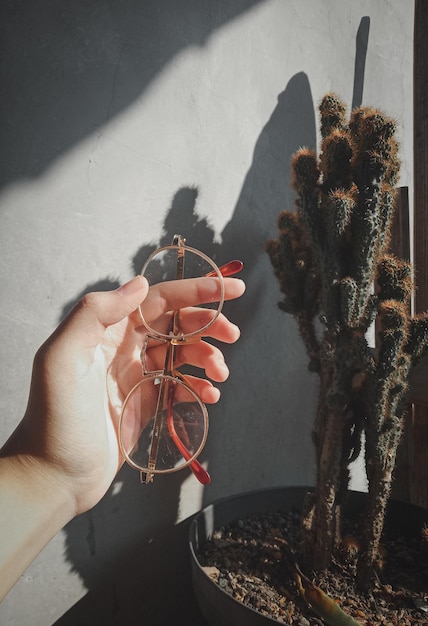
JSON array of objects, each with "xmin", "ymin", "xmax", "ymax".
[
  {"xmin": 60, "ymin": 276, "xmax": 149, "ymax": 345},
  {"xmin": 109, "ymin": 275, "xmax": 149, "ymax": 325}
]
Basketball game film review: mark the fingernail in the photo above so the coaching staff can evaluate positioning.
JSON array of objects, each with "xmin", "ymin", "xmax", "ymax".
[
  {"xmin": 211, "ymin": 388, "xmax": 221, "ymax": 402},
  {"xmin": 218, "ymin": 359, "xmax": 229, "ymax": 376},
  {"xmin": 116, "ymin": 276, "xmax": 146, "ymax": 297},
  {"xmin": 231, "ymin": 323, "xmax": 241, "ymax": 340}
]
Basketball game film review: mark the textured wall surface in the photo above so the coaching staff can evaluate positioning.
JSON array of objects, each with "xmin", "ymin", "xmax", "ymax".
[{"xmin": 0, "ymin": 1, "xmax": 414, "ymax": 624}]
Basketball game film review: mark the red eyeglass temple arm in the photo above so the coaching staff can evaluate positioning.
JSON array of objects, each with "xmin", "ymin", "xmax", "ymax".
[
  {"xmin": 168, "ymin": 259, "xmax": 244, "ymax": 485},
  {"xmin": 206, "ymin": 259, "xmax": 243, "ymax": 278},
  {"xmin": 167, "ymin": 397, "xmax": 211, "ymax": 485}
]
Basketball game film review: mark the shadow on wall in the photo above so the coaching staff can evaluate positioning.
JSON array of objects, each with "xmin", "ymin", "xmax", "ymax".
[
  {"xmin": 0, "ymin": 0, "xmax": 267, "ymax": 191},
  {"xmin": 14, "ymin": 8, "xmax": 371, "ymax": 624},
  {"xmin": 55, "ymin": 14, "xmax": 370, "ymax": 623},
  {"xmin": 56, "ymin": 70, "xmax": 317, "ymax": 626}
]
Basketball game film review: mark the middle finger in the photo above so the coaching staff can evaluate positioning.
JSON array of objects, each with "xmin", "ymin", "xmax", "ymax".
[{"xmin": 146, "ymin": 339, "xmax": 230, "ymax": 382}]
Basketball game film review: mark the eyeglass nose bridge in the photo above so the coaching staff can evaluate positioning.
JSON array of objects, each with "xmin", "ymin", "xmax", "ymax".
[
  {"xmin": 140, "ymin": 334, "xmax": 167, "ymax": 377},
  {"xmin": 140, "ymin": 332, "xmax": 203, "ymax": 377}
]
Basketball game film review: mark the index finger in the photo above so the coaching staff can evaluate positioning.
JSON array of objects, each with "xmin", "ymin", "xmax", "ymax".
[{"xmin": 137, "ymin": 276, "xmax": 245, "ymax": 329}]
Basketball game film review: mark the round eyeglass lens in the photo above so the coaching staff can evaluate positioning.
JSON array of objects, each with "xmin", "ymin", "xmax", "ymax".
[
  {"xmin": 139, "ymin": 244, "xmax": 224, "ymax": 339},
  {"xmin": 119, "ymin": 374, "xmax": 208, "ymax": 474}
]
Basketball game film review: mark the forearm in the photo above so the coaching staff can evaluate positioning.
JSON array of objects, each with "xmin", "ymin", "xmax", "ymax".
[{"xmin": 0, "ymin": 445, "xmax": 75, "ymax": 600}]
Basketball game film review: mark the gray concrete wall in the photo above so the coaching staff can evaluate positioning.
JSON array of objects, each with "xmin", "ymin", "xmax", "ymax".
[{"xmin": 0, "ymin": 1, "xmax": 414, "ymax": 624}]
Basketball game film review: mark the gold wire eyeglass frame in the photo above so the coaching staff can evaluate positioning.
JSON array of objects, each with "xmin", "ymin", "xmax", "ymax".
[{"xmin": 118, "ymin": 235, "xmax": 242, "ymax": 484}]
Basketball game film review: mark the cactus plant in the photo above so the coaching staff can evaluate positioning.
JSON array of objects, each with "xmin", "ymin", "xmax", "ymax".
[{"xmin": 266, "ymin": 93, "xmax": 428, "ymax": 590}]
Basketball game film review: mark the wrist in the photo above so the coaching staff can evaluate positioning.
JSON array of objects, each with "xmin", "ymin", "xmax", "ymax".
[
  {"xmin": 1, "ymin": 451, "xmax": 77, "ymax": 521},
  {"xmin": 0, "ymin": 439, "xmax": 76, "ymax": 600},
  {"xmin": 1, "ymin": 418, "xmax": 78, "ymax": 509}
]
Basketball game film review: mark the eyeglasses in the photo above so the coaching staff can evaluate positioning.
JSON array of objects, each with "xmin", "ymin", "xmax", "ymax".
[{"xmin": 119, "ymin": 235, "xmax": 243, "ymax": 484}]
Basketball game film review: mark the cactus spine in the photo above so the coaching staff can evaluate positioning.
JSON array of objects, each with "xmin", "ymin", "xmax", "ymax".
[{"xmin": 266, "ymin": 93, "xmax": 428, "ymax": 589}]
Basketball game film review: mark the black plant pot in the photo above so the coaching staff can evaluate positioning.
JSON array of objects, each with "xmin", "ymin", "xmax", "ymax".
[{"xmin": 189, "ymin": 486, "xmax": 428, "ymax": 626}]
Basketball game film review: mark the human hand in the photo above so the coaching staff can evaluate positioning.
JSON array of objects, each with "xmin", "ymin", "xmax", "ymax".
[{"xmin": 2, "ymin": 274, "xmax": 245, "ymax": 516}]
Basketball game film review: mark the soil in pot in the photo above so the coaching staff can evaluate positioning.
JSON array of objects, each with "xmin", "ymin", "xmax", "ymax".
[{"xmin": 196, "ymin": 500, "xmax": 428, "ymax": 625}]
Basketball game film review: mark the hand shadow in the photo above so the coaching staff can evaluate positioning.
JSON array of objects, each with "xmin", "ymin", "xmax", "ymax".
[{"xmin": 55, "ymin": 191, "xmax": 221, "ymax": 626}]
